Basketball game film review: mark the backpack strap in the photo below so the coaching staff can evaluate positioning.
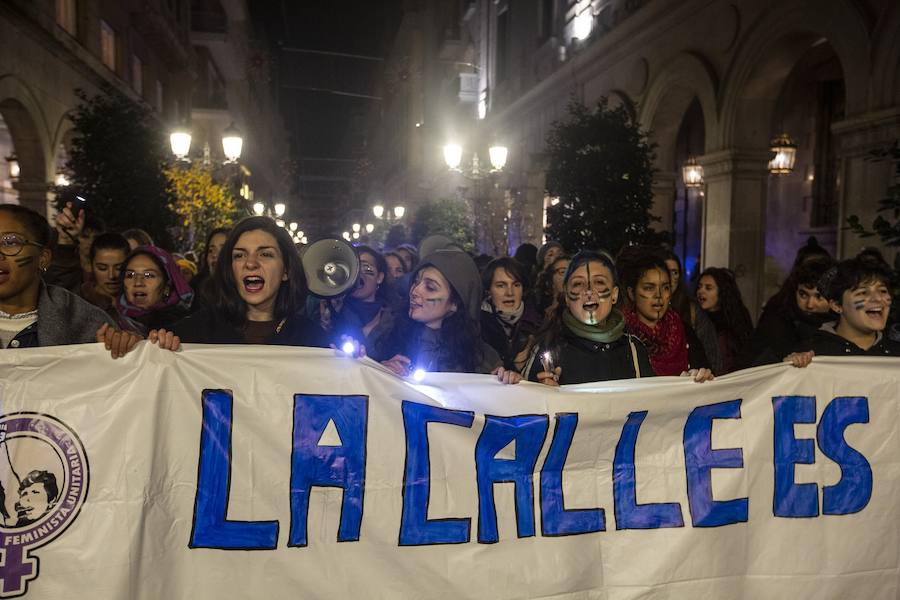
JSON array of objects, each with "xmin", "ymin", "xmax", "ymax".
[{"xmin": 627, "ymin": 335, "xmax": 642, "ymax": 378}]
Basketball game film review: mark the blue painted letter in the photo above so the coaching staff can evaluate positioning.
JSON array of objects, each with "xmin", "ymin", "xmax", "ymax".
[
  {"xmin": 289, "ymin": 394, "xmax": 368, "ymax": 546},
  {"xmin": 613, "ymin": 411, "xmax": 684, "ymax": 529},
  {"xmin": 399, "ymin": 401, "xmax": 474, "ymax": 545},
  {"xmin": 540, "ymin": 413, "xmax": 605, "ymax": 536},
  {"xmin": 683, "ymin": 399, "xmax": 748, "ymax": 527},
  {"xmin": 190, "ymin": 389, "xmax": 279, "ymax": 549},
  {"xmin": 475, "ymin": 414, "xmax": 549, "ymax": 543},
  {"xmin": 773, "ymin": 395, "xmax": 818, "ymax": 517},
  {"xmin": 817, "ymin": 396, "xmax": 872, "ymax": 515}
]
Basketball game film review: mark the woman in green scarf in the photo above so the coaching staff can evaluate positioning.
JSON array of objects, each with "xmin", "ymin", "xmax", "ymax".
[{"xmin": 524, "ymin": 250, "xmax": 654, "ymax": 385}]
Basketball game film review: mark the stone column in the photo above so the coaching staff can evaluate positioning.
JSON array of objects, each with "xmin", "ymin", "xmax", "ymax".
[
  {"xmin": 651, "ymin": 170, "xmax": 676, "ymax": 233},
  {"xmin": 701, "ymin": 149, "xmax": 771, "ymax": 317},
  {"xmin": 12, "ymin": 180, "xmax": 52, "ymax": 217},
  {"xmin": 832, "ymin": 107, "xmax": 900, "ymax": 259}
]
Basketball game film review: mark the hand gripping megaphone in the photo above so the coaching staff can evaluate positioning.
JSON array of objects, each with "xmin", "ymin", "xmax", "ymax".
[{"xmin": 301, "ymin": 238, "xmax": 360, "ymax": 298}]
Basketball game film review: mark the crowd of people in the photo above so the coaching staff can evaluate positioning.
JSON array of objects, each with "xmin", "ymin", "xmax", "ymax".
[{"xmin": 1, "ymin": 201, "xmax": 898, "ymax": 385}]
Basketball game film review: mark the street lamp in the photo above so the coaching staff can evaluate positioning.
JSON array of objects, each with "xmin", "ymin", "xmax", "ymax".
[
  {"xmin": 169, "ymin": 128, "xmax": 192, "ymax": 162},
  {"xmin": 253, "ymin": 202, "xmax": 266, "ymax": 216},
  {"xmin": 372, "ymin": 204, "xmax": 406, "ymax": 221},
  {"xmin": 768, "ymin": 133, "xmax": 797, "ymax": 175},
  {"xmin": 274, "ymin": 203, "xmax": 286, "ymax": 217},
  {"xmin": 6, "ymin": 154, "xmax": 19, "ymax": 182},
  {"xmin": 365, "ymin": 223, "xmax": 374, "ymax": 233},
  {"xmin": 373, "ymin": 205, "xmax": 384, "ymax": 218},
  {"xmin": 682, "ymin": 157, "xmax": 704, "ymax": 188},
  {"xmin": 221, "ymin": 123, "xmax": 243, "ymax": 164},
  {"xmin": 573, "ymin": 9, "xmax": 593, "ymax": 41},
  {"xmin": 443, "ymin": 143, "xmax": 509, "ymax": 178}
]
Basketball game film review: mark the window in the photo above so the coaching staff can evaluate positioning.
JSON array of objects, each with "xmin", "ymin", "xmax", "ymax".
[
  {"xmin": 811, "ymin": 80, "xmax": 845, "ymax": 227},
  {"xmin": 100, "ymin": 20, "xmax": 116, "ymax": 71},
  {"xmin": 131, "ymin": 55, "xmax": 143, "ymax": 95},
  {"xmin": 496, "ymin": 7, "xmax": 509, "ymax": 83},
  {"xmin": 156, "ymin": 80, "xmax": 164, "ymax": 113},
  {"xmin": 56, "ymin": 0, "xmax": 77, "ymax": 35}
]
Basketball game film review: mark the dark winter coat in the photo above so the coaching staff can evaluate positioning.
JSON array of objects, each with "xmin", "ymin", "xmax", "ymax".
[
  {"xmin": 480, "ymin": 302, "xmax": 542, "ymax": 370},
  {"xmin": 744, "ymin": 303, "xmax": 833, "ymax": 366},
  {"xmin": 525, "ymin": 325, "xmax": 655, "ymax": 385},
  {"xmin": 171, "ymin": 308, "xmax": 331, "ymax": 347},
  {"xmin": 794, "ymin": 326, "xmax": 900, "ymax": 357}
]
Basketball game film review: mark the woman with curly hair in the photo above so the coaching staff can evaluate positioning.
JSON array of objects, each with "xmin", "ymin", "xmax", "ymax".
[
  {"xmin": 533, "ymin": 253, "xmax": 571, "ymax": 315},
  {"xmin": 696, "ymin": 267, "xmax": 754, "ymax": 374}
]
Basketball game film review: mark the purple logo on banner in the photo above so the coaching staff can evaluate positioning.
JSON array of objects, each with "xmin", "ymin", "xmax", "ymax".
[{"xmin": 0, "ymin": 412, "xmax": 89, "ymax": 598}]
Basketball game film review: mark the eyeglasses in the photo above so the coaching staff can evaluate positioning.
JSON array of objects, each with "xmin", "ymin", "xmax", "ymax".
[
  {"xmin": 124, "ymin": 270, "xmax": 161, "ymax": 281},
  {"xmin": 0, "ymin": 233, "xmax": 44, "ymax": 257}
]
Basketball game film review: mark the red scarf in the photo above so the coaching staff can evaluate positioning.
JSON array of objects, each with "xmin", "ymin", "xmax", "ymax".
[{"xmin": 623, "ymin": 307, "xmax": 688, "ymax": 376}]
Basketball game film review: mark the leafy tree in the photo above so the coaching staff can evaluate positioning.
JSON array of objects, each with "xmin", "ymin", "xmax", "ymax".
[
  {"xmin": 165, "ymin": 163, "xmax": 243, "ymax": 255},
  {"xmin": 410, "ymin": 198, "xmax": 475, "ymax": 253},
  {"xmin": 544, "ymin": 97, "xmax": 665, "ymax": 254},
  {"xmin": 65, "ymin": 87, "xmax": 176, "ymax": 247}
]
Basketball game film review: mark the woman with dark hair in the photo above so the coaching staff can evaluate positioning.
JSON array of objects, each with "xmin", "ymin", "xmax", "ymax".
[
  {"xmin": 383, "ymin": 251, "xmax": 407, "ymax": 284},
  {"xmin": 617, "ymin": 248, "xmax": 711, "ymax": 378},
  {"xmin": 787, "ymin": 255, "xmax": 899, "ymax": 365},
  {"xmin": 0, "ymin": 204, "xmax": 136, "ymax": 357},
  {"xmin": 122, "ymin": 228, "xmax": 154, "ymax": 250},
  {"xmin": 524, "ymin": 250, "xmax": 654, "ymax": 385},
  {"xmin": 480, "ymin": 257, "xmax": 542, "ymax": 370},
  {"xmin": 343, "ymin": 245, "xmax": 400, "ymax": 339},
  {"xmin": 744, "ymin": 255, "xmax": 835, "ymax": 366},
  {"xmin": 661, "ymin": 248, "xmax": 720, "ymax": 372},
  {"xmin": 151, "ymin": 216, "xmax": 327, "ymax": 347},
  {"xmin": 535, "ymin": 241, "xmax": 564, "ymax": 275},
  {"xmin": 190, "ymin": 227, "xmax": 230, "ymax": 308},
  {"xmin": 368, "ymin": 250, "xmax": 517, "ymax": 381},
  {"xmin": 533, "ymin": 254, "xmax": 571, "ymax": 315},
  {"xmin": 696, "ymin": 267, "xmax": 754, "ymax": 374},
  {"xmin": 116, "ymin": 246, "xmax": 193, "ymax": 335}
]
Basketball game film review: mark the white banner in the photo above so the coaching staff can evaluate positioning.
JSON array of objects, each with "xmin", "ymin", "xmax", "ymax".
[{"xmin": 0, "ymin": 344, "xmax": 898, "ymax": 599}]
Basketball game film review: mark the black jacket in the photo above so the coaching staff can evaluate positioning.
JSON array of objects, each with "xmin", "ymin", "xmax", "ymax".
[
  {"xmin": 171, "ymin": 308, "xmax": 331, "ymax": 347},
  {"xmin": 744, "ymin": 303, "xmax": 832, "ymax": 367},
  {"xmin": 480, "ymin": 303, "xmax": 542, "ymax": 370},
  {"xmin": 794, "ymin": 327, "xmax": 900, "ymax": 357},
  {"xmin": 526, "ymin": 326, "xmax": 655, "ymax": 385}
]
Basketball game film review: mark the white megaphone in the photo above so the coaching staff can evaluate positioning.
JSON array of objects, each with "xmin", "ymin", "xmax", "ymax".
[{"xmin": 301, "ymin": 238, "xmax": 360, "ymax": 298}]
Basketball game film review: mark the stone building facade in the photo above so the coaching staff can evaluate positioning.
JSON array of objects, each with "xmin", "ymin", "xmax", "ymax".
[
  {"xmin": 0, "ymin": 0, "xmax": 287, "ymax": 220},
  {"xmin": 368, "ymin": 0, "xmax": 900, "ymax": 316}
]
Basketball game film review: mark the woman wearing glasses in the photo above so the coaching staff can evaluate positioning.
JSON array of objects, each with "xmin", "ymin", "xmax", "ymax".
[
  {"xmin": 0, "ymin": 204, "xmax": 137, "ymax": 357},
  {"xmin": 116, "ymin": 246, "xmax": 193, "ymax": 335}
]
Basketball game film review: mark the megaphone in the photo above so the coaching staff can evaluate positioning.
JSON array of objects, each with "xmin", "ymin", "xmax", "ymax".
[{"xmin": 302, "ymin": 238, "xmax": 360, "ymax": 298}]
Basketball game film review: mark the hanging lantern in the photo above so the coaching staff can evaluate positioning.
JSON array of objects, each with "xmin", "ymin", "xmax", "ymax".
[
  {"xmin": 222, "ymin": 123, "xmax": 243, "ymax": 164},
  {"xmin": 682, "ymin": 156, "xmax": 704, "ymax": 188},
  {"xmin": 6, "ymin": 154, "xmax": 20, "ymax": 182},
  {"xmin": 768, "ymin": 133, "xmax": 797, "ymax": 175}
]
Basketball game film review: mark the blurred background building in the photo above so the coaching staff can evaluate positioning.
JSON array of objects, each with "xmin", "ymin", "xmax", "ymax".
[{"xmin": 364, "ymin": 0, "xmax": 900, "ymax": 315}]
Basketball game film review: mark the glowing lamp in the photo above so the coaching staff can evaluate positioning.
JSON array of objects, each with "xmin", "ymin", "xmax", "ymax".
[
  {"xmin": 169, "ymin": 130, "xmax": 192, "ymax": 160},
  {"xmin": 488, "ymin": 145, "xmax": 508, "ymax": 171},
  {"xmin": 365, "ymin": 223, "xmax": 374, "ymax": 233},
  {"xmin": 252, "ymin": 202, "xmax": 265, "ymax": 216},
  {"xmin": 393, "ymin": 206, "xmax": 405, "ymax": 219},
  {"xmin": 443, "ymin": 144, "xmax": 463, "ymax": 170},
  {"xmin": 221, "ymin": 123, "xmax": 243, "ymax": 163},
  {"xmin": 373, "ymin": 204, "xmax": 385, "ymax": 218},
  {"xmin": 274, "ymin": 203, "xmax": 286, "ymax": 217},
  {"xmin": 682, "ymin": 157, "xmax": 705, "ymax": 188},
  {"xmin": 768, "ymin": 133, "xmax": 797, "ymax": 175},
  {"xmin": 573, "ymin": 10, "xmax": 593, "ymax": 41}
]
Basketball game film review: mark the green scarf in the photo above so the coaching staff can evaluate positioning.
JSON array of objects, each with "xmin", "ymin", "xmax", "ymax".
[{"xmin": 563, "ymin": 308, "xmax": 626, "ymax": 343}]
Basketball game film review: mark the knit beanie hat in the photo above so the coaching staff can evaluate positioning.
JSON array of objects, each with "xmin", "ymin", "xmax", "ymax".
[{"xmin": 415, "ymin": 249, "xmax": 482, "ymax": 322}]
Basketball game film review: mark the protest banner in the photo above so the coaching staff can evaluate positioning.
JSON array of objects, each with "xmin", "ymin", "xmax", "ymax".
[{"xmin": 0, "ymin": 344, "xmax": 898, "ymax": 599}]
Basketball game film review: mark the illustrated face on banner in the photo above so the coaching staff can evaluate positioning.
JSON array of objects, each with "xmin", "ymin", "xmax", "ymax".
[
  {"xmin": 665, "ymin": 259, "xmax": 681, "ymax": 292},
  {"xmin": 351, "ymin": 252, "xmax": 384, "ymax": 302},
  {"xmin": 409, "ymin": 267, "xmax": 457, "ymax": 329},
  {"xmin": 0, "ymin": 437, "xmax": 65, "ymax": 529},
  {"xmin": 92, "ymin": 248, "xmax": 127, "ymax": 299},
  {"xmin": 124, "ymin": 254, "xmax": 168, "ymax": 308},
  {"xmin": 696, "ymin": 275, "xmax": 719, "ymax": 311},
  {"xmin": 630, "ymin": 268, "xmax": 671, "ymax": 327},
  {"xmin": 231, "ymin": 229, "xmax": 288, "ymax": 317},
  {"xmin": 489, "ymin": 268, "xmax": 522, "ymax": 314},
  {"xmin": 795, "ymin": 284, "xmax": 829, "ymax": 315},
  {"xmin": 565, "ymin": 260, "xmax": 618, "ymax": 325},
  {"xmin": 206, "ymin": 232, "xmax": 228, "ymax": 272},
  {"xmin": 834, "ymin": 278, "xmax": 892, "ymax": 335}
]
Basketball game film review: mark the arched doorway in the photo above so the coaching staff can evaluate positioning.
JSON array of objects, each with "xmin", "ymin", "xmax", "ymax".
[
  {"xmin": 0, "ymin": 111, "xmax": 16, "ymax": 204},
  {"xmin": 0, "ymin": 97, "xmax": 49, "ymax": 214}
]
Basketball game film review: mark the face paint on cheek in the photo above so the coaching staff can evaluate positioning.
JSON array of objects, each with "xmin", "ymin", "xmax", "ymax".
[
  {"xmin": 566, "ymin": 290, "xmax": 581, "ymax": 302},
  {"xmin": 14, "ymin": 256, "xmax": 35, "ymax": 268},
  {"xmin": 853, "ymin": 300, "xmax": 867, "ymax": 311},
  {"xmin": 425, "ymin": 297, "xmax": 446, "ymax": 304}
]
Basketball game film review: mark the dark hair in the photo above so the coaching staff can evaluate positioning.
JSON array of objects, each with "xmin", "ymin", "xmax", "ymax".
[
  {"xmin": 534, "ymin": 254, "xmax": 571, "ymax": 310},
  {"xmin": 122, "ymin": 228, "xmax": 153, "ymax": 247},
  {"xmin": 536, "ymin": 241, "xmax": 564, "ymax": 267},
  {"xmin": 356, "ymin": 245, "xmax": 387, "ymax": 277},
  {"xmin": 819, "ymin": 255, "xmax": 892, "ymax": 304},
  {"xmin": 19, "ymin": 470, "xmax": 59, "ymax": 505},
  {"xmin": 481, "ymin": 257, "xmax": 529, "ymax": 292},
  {"xmin": 615, "ymin": 245, "xmax": 671, "ymax": 308},
  {"xmin": 659, "ymin": 248, "xmax": 695, "ymax": 320},
  {"xmin": 89, "ymin": 232, "xmax": 130, "ymax": 262},
  {"xmin": 513, "ymin": 243, "xmax": 538, "ymax": 268},
  {"xmin": 394, "ymin": 244, "xmax": 418, "ymax": 271},
  {"xmin": 698, "ymin": 267, "xmax": 754, "ymax": 342},
  {"xmin": 211, "ymin": 216, "xmax": 307, "ymax": 325},
  {"xmin": 383, "ymin": 251, "xmax": 408, "ymax": 274},
  {"xmin": 791, "ymin": 236, "xmax": 831, "ymax": 270},
  {"xmin": 767, "ymin": 255, "xmax": 836, "ymax": 316},
  {"xmin": 0, "ymin": 204, "xmax": 53, "ymax": 247},
  {"xmin": 197, "ymin": 227, "xmax": 231, "ymax": 281},
  {"xmin": 533, "ymin": 250, "xmax": 618, "ymax": 350}
]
